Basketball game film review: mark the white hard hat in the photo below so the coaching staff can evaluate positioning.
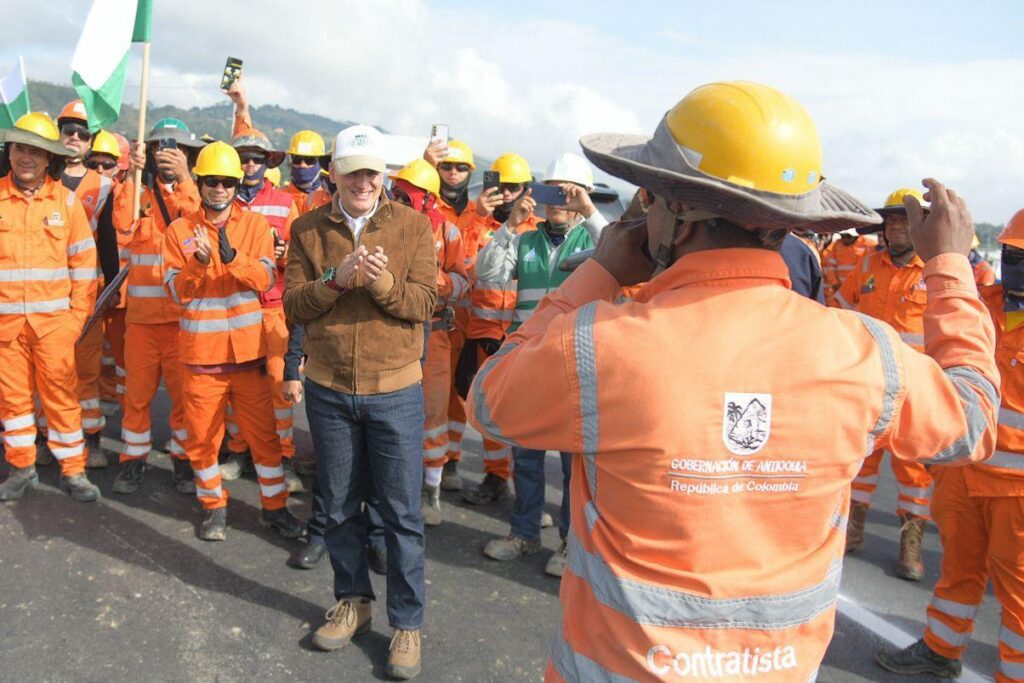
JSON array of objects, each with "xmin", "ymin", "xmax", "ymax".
[
  {"xmin": 545, "ymin": 152, "xmax": 594, "ymax": 192},
  {"xmin": 332, "ymin": 125, "xmax": 386, "ymax": 175}
]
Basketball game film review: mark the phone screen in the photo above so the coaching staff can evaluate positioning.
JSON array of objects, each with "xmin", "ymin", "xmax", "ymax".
[{"xmin": 221, "ymin": 57, "xmax": 243, "ymax": 90}]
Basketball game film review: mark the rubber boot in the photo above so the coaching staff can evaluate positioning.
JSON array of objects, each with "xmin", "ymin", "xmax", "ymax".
[{"xmin": 896, "ymin": 514, "xmax": 925, "ymax": 581}]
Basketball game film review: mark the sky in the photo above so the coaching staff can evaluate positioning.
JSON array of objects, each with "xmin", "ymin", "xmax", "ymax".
[{"xmin": 3, "ymin": 0, "xmax": 1023, "ymax": 223}]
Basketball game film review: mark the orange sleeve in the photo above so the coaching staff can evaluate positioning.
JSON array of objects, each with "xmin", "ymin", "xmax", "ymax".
[
  {"xmin": 232, "ymin": 110, "xmax": 254, "ymax": 138},
  {"xmin": 169, "ymin": 175, "xmax": 202, "ymax": 216},
  {"xmin": 66, "ymin": 199, "xmax": 98, "ymax": 326},
  {"xmin": 437, "ymin": 222, "xmax": 469, "ymax": 304},
  {"xmin": 225, "ymin": 214, "xmax": 275, "ymax": 293},
  {"xmin": 162, "ymin": 219, "xmax": 207, "ymax": 306},
  {"xmin": 467, "ymin": 259, "xmax": 622, "ymax": 452},
  {"xmin": 881, "ymin": 253, "xmax": 999, "ymax": 466},
  {"xmin": 110, "ymin": 179, "xmax": 138, "ymax": 235},
  {"xmin": 832, "ymin": 257, "xmax": 861, "ymax": 309}
]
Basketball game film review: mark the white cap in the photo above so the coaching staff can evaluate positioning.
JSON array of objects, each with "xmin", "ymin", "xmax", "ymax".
[
  {"xmin": 545, "ymin": 152, "xmax": 594, "ymax": 192},
  {"xmin": 332, "ymin": 125, "xmax": 386, "ymax": 175}
]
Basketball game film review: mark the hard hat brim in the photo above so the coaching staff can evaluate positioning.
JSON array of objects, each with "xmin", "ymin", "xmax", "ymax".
[
  {"xmin": 230, "ymin": 135, "xmax": 286, "ymax": 168},
  {"xmin": 580, "ymin": 117, "xmax": 882, "ymax": 234},
  {"xmin": 145, "ymin": 127, "xmax": 206, "ymax": 148},
  {"xmin": 0, "ymin": 127, "xmax": 73, "ymax": 157}
]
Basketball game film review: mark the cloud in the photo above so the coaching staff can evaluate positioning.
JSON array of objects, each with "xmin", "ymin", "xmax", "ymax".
[{"xmin": 3, "ymin": 0, "xmax": 1022, "ymax": 222}]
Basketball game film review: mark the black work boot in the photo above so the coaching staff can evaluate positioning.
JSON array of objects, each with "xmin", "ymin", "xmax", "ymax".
[
  {"xmin": 112, "ymin": 459, "xmax": 147, "ymax": 495},
  {"xmin": 289, "ymin": 540, "xmax": 327, "ymax": 570},
  {"xmin": 876, "ymin": 639, "xmax": 962, "ymax": 679},
  {"xmin": 171, "ymin": 458, "xmax": 196, "ymax": 495},
  {"xmin": 0, "ymin": 465, "xmax": 39, "ymax": 501},
  {"xmin": 462, "ymin": 473, "xmax": 510, "ymax": 505},
  {"xmin": 35, "ymin": 434, "xmax": 54, "ymax": 466},
  {"xmin": 85, "ymin": 432, "xmax": 109, "ymax": 469},
  {"xmin": 200, "ymin": 507, "xmax": 228, "ymax": 541},
  {"xmin": 59, "ymin": 473, "xmax": 101, "ymax": 502},
  {"xmin": 440, "ymin": 459, "xmax": 463, "ymax": 491},
  {"xmin": 260, "ymin": 507, "xmax": 304, "ymax": 538}
]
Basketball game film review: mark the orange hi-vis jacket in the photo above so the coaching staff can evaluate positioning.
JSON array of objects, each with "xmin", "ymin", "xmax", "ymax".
[
  {"xmin": 467, "ymin": 250, "xmax": 999, "ymax": 683},
  {"xmin": 972, "ymin": 251, "xmax": 996, "ymax": 287},
  {"xmin": 162, "ymin": 208, "xmax": 276, "ymax": 366},
  {"xmin": 0, "ymin": 176, "xmax": 97, "ymax": 340},
  {"xmin": 116, "ymin": 176, "xmax": 203, "ymax": 232},
  {"xmin": 834, "ymin": 248, "xmax": 927, "ymax": 350},
  {"xmin": 124, "ymin": 215, "xmax": 181, "ymax": 325},
  {"xmin": 462, "ymin": 212, "xmax": 539, "ymax": 340},
  {"xmin": 434, "ymin": 221, "xmax": 469, "ymax": 314},
  {"xmin": 67, "ymin": 169, "xmax": 115, "ymax": 237},
  {"xmin": 822, "ymin": 235, "xmax": 877, "ymax": 298},
  {"xmin": 978, "ymin": 284, "xmax": 1024, "ymax": 494},
  {"xmin": 301, "ymin": 185, "xmax": 332, "ymax": 215},
  {"xmin": 438, "ymin": 197, "xmax": 479, "ymax": 331},
  {"xmin": 234, "ymin": 182, "xmax": 298, "ymax": 310}
]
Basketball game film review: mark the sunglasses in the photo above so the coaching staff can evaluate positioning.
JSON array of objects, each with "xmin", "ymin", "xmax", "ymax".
[
  {"xmin": 60, "ymin": 124, "xmax": 92, "ymax": 141},
  {"xmin": 239, "ymin": 152, "xmax": 267, "ymax": 165},
  {"xmin": 201, "ymin": 176, "xmax": 239, "ymax": 189},
  {"xmin": 499, "ymin": 182, "xmax": 525, "ymax": 193},
  {"xmin": 438, "ymin": 162, "xmax": 471, "ymax": 173},
  {"xmin": 85, "ymin": 159, "xmax": 118, "ymax": 171},
  {"xmin": 291, "ymin": 155, "xmax": 318, "ymax": 167}
]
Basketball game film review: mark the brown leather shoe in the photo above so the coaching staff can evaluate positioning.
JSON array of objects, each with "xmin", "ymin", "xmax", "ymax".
[
  {"xmin": 386, "ymin": 629, "xmax": 421, "ymax": 680},
  {"xmin": 896, "ymin": 514, "xmax": 925, "ymax": 581},
  {"xmin": 845, "ymin": 502, "xmax": 868, "ymax": 554},
  {"xmin": 312, "ymin": 598, "xmax": 372, "ymax": 651}
]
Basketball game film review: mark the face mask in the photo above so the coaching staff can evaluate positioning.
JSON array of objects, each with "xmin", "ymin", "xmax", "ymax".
[
  {"xmin": 546, "ymin": 220, "xmax": 571, "ymax": 234},
  {"xmin": 237, "ymin": 166, "xmax": 265, "ymax": 203},
  {"xmin": 291, "ymin": 164, "xmax": 321, "ymax": 189},
  {"xmin": 202, "ymin": 198, "xmax": 232, "ymax": 211},
  {"xmin": 1002, "ymin": 260, "xmax": 1024, "ymax": 312}
]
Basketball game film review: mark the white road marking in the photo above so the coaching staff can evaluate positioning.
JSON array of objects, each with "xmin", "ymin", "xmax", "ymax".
[{"xmin": 838, "ymin": 594, "xmax": 989, "ymax": 683}]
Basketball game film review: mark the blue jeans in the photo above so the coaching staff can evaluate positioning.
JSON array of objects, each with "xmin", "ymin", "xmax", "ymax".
[
  {"xmin": 304, "ymin": 379, "xmax": 426, "ymax": 630},
  {"xmin": 509, "ymin": 448, "xmax": 571, "ymax": 541}
]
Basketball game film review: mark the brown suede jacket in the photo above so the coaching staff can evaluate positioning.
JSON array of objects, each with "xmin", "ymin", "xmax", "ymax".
[{"xmin": 283, "ymin": 195, "xmax": 437, "ymax": 394}]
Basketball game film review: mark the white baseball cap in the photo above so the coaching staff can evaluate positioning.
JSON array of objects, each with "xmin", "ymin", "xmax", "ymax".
[{"xmin": 332, "ymin": 125, "xmax": 386, "ymax": 175}]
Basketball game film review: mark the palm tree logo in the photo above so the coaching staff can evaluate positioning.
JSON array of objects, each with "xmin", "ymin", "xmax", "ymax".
[{"xmin": 723, "ymin": 394, "xmax": 771, "ymax": 455}]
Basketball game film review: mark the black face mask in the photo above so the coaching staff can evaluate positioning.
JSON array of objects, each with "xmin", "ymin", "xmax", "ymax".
[{"xmin": 440, "ymin": 177, "xmax": 470, "ymax": 215}]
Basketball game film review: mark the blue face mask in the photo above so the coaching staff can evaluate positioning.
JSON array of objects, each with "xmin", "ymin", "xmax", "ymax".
[
  {"xmin": 291, "ymin": 164, "xmax": 321, "ymax": 190},
  {"xmin": 237, "ymin": 164, "xmax": 266, "ymax": 203}
]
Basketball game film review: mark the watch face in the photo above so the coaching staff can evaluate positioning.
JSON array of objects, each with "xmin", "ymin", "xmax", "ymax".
[{"xmin": 323, "ymin": 267, "xmax": 335, "ymax": 282}]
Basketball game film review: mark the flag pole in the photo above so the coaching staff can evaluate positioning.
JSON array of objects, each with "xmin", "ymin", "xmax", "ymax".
[{"xmin": 132, "ymin": 40, "xmax": 151, "ymax": 221}]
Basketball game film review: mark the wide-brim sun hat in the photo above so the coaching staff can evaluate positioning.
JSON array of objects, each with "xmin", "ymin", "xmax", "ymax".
[
  {"xmin": 231, "ymin": 129, "xmax": 286, "ymax": 169},
  {"xmin": 580, "ymin": 81, "xmax": 881, "ymax": 234}
]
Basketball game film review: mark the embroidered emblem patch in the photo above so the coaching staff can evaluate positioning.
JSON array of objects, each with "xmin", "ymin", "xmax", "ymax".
[
  {"xmin": 723, "ymin": 393, "xmax": 771, "ymax": 456},
  {"xmin": 861, "ymin": 275, "xmax": 876, "ymax": 294},
  {"xmin": 44, "ymin": 212, "xmax": 65, "ymax": 227}
]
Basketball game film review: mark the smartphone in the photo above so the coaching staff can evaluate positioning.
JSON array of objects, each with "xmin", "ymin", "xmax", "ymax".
[
  {"xmin": 528, "ymin": 182, "xmax": 568, "ymax": 206},
  {"xmin": 482, "ymin": 171, "xmax": 499, "ymax": 192},
  {"xmin": 430, "ymin": 124, "xmax": 449, "ymax": 147},
  {"xmin": 221, "ymin": 57, "xmax": 243, "ymax": 90},
  {"xmin": 158, "ymin": 137, "xmax": 177, "ymax": 151}
]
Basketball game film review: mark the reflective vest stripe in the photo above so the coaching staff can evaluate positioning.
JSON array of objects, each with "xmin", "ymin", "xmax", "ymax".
[
  {"xmin": 988, "ymin": 450, "xmax": 1024, "ymax": 470},
  {"xmin": 249, "ymin": 205, "xmax": 291, "ymax": 218},
  {"xmin": 899, "ymin": 332, "xmax": 924, "ymax": 346},
  {"xmin": 0, "ymin": 268, "xmax": 70, "ymax": 281},
  {"xmin": 67, "ymin": 238, "xmax": 95, "ymax": 256},
  {"xmin": 853, "ymin": 313, "xmax": 902, "ymax": 455},
  {"xmin": 0, "ymin": 298, "xmax": 71, "ymax": 314},
  {"xmin": 179, "ymin": 311, "xmax": 263, "ymax": 334},
  {"xmin": 999, "ymin": 406, "xmax": 1024, "ymax": 430},
  {"xmin": 130, "ymin": 254, "xmax": 162, "ymax": 267},
  {"xmin": 127, "ymin": 285, "xmax": 166, "ymax": 299},
  {"xmin": 186, "ymin": 291, "xmax": 259, "ymax": 311},
  {"xmin": 550, "ymin": 623, "xmax": 639, "ymax": 683},
  {"xmin": 471, "ymin": 342, "xmax": 519, "ymax": 447},
  {"xmin": 925, "ymin": 366, "xmax": 998, "ymax": 464},
  {"xmin": 573, "ymin": 302, "xmax": 601, "ymax": 515}
]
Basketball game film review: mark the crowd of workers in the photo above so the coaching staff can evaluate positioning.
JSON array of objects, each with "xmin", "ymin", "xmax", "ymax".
[{"xmin": 0, "ymin": 74, "xmax": 1020, "ymax": 682}]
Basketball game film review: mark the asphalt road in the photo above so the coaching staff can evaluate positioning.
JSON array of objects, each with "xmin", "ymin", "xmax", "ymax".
[{"xmin": 0, "ymin": 387, "xmax": 1004, "ymax": 682}]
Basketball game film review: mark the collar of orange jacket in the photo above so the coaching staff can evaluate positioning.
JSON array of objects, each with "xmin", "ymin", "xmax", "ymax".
[
  {"xmin": 880, "ymin": 249, "xmax": 925, "ymax": 269},
  {"xmin": 639, "ymin": 248, "xmax": 793, "ymax": 300},
  {"xmin": 0, "ymin": 174, "xmax": 60, "ymax": 202}
]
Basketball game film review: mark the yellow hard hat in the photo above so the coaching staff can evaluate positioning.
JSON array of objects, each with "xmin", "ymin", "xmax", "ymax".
[
  {"xmin": 491, "ymin": 153, "xmax": 531, "ymax": 184},
  {"xmin": 971, "ymin": 234, "xmax": 980, "ymax": 250},
  {"xmin": 193, "ymin": 141, "xmax": 244, "ymax": 179},
  {"xmin": 1, "ymin": 112, "xmax": 70, "ymax": 156},
  {"xmin": 288, "ymin": 130, "xmax": 325, "ymax": 157},
  {"xmin": 90, "ymin": 130, "xmax": 121, "ymax": 159},
  {"xmin": 264, "ymin": 166, "xmax": 281, "ymax": 187},
  {"xmin": 390, "ymin": 158, "xmax": 441, "ymax": 197},
  {"xmin": 877, "ymin": 188, "xmax": 927, "ymax": 215},
  {"xmin": 442, "ymin": 139, "xmax": 475, "ymax": 169}
]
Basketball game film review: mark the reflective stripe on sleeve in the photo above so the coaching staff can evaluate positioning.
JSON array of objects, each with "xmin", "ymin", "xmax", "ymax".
[
  {"xmin": 924, "ymin": 366, "xmax": 998, "ymax": 465},
  {"xmin": 854, "ymin": 313, "xmax": 901, "ymax": 456}
]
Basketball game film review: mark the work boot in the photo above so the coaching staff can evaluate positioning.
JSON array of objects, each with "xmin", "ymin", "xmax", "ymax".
[
  {"xmin": 421, "ymin": 485, "xmax": 442, "ymax": 526},
  {"xmin": 260, "ymin": 507, "xmax": 305, "ymax": 538},
  {"xmin": 292, "ymin": 454, "xmax": 317, "ymax": 477},
  {"xmin": 462, "ymin": 473, "xmax": 509, "ymax": 505},
  {"xmin": 845, "ymin": 502, "xmax": 868, "ymax": 554},
  {"xmin": 0, "ymin": 465, "xmax": 39, "ymax": 501},
  {"xmin": 368, "ymin": 544, "xmax": 387, "ymax": 576},
  {"xmin": 85, "ymin": 432, "xmax": 109, "ymax": 469},
  {"xmin": 312, "ymin": 597, "xmax": 372, "ymax": 651},
  {"xmin": 896, "ymin": 514, "xmax": 926, "ymax": 581},
  {"xmin": 100, "ymin": 399, "xmax": 120, "ymax": 418},
  {"xmin": 289, "ymin": 540, "xmax": 326, "ymax": 570},
  {"xmin": 440, "ymin": 460, "xmax": 463, "ymax": 492},
  {"xmin": 220, "ymin": 450, "xmax": 253, "ymax": 480},
  {"xmin": 35, "ymin": 434, "xmax": 54, "ymax": 466},
  {"xmin": 200, "ymin": 507, "xmax": 228, "ymax": 541},
  {"xmin": 483, "ymin": 534, "xmax": 542, "ymax": 561},
  {"xmin": 284, "ymin": 460, "xmax": 305, "ymax": 493},
  {"xmin": 112, "ymin": 458, "xmax": 147, "ymax": 495},
  {"xmin": 386, "ymin": 629, "xmax": 422, "ymax": 680},
  {"xmin": 875, "ymin": 639, "xmax": 962, "ymax": 679},
  {"xmin": 540, "ymin": 511, "xmax": 554, "ymax": 529},
  {"xmin": 545, "ymin": 538, "xmax": 568, "ymax": 578},
  {"xmin": 171, "ymin": 458, "xmax": 196, "ymax": 495},
  {"xmin": 59, "ymin": 473, "xmax": 101, "ymax": 502}
]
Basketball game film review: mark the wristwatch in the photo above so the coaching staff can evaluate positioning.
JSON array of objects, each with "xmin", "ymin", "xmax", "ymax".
[{"xmin": 322, "ymin": 267, "xmax": 345, "ymax": 292}]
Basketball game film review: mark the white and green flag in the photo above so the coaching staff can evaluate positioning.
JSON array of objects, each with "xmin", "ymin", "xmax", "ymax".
[
  {"xmin": 0, "ymin": 57, "xmax": 30, "ymax": 128},
  {"xmin": 70, "ymin": 0, "xmax": 153, "ymax": 132}
]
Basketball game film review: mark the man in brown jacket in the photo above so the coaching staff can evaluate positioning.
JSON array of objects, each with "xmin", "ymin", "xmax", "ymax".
[{"xmin": 283, "ymin": 124, "xmax": 436, "ymax": 680}]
